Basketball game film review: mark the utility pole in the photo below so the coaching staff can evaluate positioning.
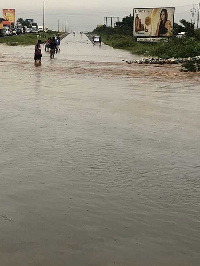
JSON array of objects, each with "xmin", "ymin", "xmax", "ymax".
[
  {"xmin": 43, "ymin": 0, "xmax": 45, "ymax": 32},
  {"xmin": 65, "ymin": 21, "xmax": 68, "ymax": 33},
  {"xmin": 58, "ymin": 19, "xmax": 59, "ymax": 32},
  {"xmin": 104, "ymin": 17, "xmax": 120, "ymax": 27},
  {"xmin": 190, "ymin": 5, "xmax": 197, "ymax": 25},
  {"xmin": 197, "ymin": 3, "xmax": 200, "ymax": 28},
  {"xmin": 104, "ymin": 17, "xmax": 108, "ymax": 26}
]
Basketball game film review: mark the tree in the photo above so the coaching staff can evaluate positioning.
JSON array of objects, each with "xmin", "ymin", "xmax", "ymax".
[
  {"xmin": 179, "ymin": 19, "xmax": 195, "ymax": 37},
  {"xmin": 173, "ymin": 22, "xmax": 185, "ymax": 35},
  {"xmin": 17, "ymin": 18, "xmax": 31, "ymax": 27},
  {"xmin": 0, "ymin": 18, "xmax": 5, "ymax": 23},
  {"xmin": 115, "ymin": 14, "xmax": 133, "ymax": 35}
]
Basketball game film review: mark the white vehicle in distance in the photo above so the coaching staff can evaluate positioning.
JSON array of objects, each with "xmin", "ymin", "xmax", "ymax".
[
  {"xmin": 4, "ymin": 28, "xmax": 12, "ymax": 36},
  {"xmin": 26, "ymin": 28, "xmax": 32, "ymax": 33},
  {"xmin": 38, "ymin": 26, "xmax": 43, "ymax": 32},
  {"xmin": 38, "ymin": 26, "xmax": 48, "ymax": 32},
  {"xmin": 12, "ymin": 29, "xmax": 17, "ymax": 35}
]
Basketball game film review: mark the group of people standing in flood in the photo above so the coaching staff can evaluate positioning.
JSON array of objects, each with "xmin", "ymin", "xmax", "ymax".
[
  {"xmin": 34, "ymin": 35, "xmax": 61, "ymax": 64},
  {"xmin": 45, "ymin": 36, "xmax": 60, "ymax": 58}
]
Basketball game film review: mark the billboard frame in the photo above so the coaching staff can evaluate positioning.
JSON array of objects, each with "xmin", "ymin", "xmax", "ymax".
[
  {"xmin": 2, "ymin": 9, "xmax": 16, "ymax": 25},
  {"xmin": 133, "ymin": 7, "xmax": 175, "ymax": 39}
]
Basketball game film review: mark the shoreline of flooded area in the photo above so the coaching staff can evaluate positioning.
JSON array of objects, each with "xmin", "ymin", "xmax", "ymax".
[
  {"xmin": 0, "ymin": 33, "xmax": 200, "ymax": 266},
  {"xmin": 1, "ymin": 47, "xmax": 200, "ymax": 84}
]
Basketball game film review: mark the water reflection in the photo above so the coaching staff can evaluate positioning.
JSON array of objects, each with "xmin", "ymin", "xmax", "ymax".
[
  {"xmin": 33, "ymin": 66, "xmax": 42, "ymax": 91},
  {"xmin": 0, "ymin": 34, "xmax": 199, "ymax": 266}
]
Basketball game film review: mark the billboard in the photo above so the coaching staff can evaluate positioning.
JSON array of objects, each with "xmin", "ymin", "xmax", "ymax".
[
  {"xmin": 2, "ymin": 9, "xmax": 16, "ymax": 24},
  {"xmin": 133, "ymin": 7, "xmax": 175, "ymax": 37}
]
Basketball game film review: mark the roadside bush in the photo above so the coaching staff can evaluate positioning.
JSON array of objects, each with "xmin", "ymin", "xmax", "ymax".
[
  {"xmin": 181, "ymin": 59, "xmax": 200, "ymax": 72},
  {"xmin": 99, "ymin": 33, "xmax": 200, "ymax": 59},
  {"xmin": 93, "ymin": 18, "xmax": 200, "ymax": 72},
  {"xmin": 0, "ymin": 32, "xmax": 57, "ymax": 45},
  {"xmin": 154, "ymin": 37, "xmax": 200, "ymax": 58}
]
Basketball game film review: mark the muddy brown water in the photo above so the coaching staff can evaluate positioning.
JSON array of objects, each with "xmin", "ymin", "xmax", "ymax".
[{"xmin": 0, "ymin": 33, "xmax": 200, "ymax": 266}]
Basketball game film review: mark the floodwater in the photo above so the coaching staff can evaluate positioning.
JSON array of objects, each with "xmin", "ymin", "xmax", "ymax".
[{"xmin": 0, "ymin": 33, "xmax": 200, "ymax": 266}]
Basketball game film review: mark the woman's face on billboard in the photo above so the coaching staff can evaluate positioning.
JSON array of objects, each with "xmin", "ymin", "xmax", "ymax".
[{"xmin": 161, "ymin": 11, "xmax": 166, "ymax": 21}]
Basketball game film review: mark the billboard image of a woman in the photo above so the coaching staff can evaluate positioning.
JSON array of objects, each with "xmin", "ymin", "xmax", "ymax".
[{"xmin": 155, "ymin": 9, "xmax": 172, "ymax": 36}]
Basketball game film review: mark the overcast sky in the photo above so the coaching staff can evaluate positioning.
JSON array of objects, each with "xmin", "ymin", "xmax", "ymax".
[
  {"xmin": 1, "ymin": 0, "xmax": 198, "ymax": 9},
  {"xmin": 1, "ymin": 0, "xmax": 198, "ymax": 31}
]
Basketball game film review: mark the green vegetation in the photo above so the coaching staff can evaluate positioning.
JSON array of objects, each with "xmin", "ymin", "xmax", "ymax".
[
  {"xmin": 93, "ymin": 16, "xmax": 200, "ymax": 71},
  {"xmin": 181, "ymin": 58, "xmax": 200, "ymax": 72},
  {"xmin": 0, "ymin": 32, "xmax": 57, "ymax": 46},
  {"xmin": 17, "ymin": 18, "xmax": 32, "ymax": 28}
]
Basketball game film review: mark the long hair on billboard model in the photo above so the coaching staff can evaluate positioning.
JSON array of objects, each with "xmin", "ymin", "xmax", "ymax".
[{"xmin": 156, "ymin": 9, "xmax": 172, "ymax": 37}]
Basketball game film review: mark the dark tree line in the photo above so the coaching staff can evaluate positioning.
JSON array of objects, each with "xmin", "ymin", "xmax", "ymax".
[
  {"xmin": 94, "ymin": 15, "xmax": 200, "ymax": 39},
  {"xmin": 94, "ymin": 14, "xmax": 134, "ymax": 36},
  {"xmin": 17, "ymin": 18, "xmax": 31, "ymax": 27}
]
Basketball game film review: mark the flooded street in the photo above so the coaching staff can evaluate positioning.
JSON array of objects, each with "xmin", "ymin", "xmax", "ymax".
[{"xmin": 0, "ymin": 33, "xmax": 200, "ymax": 266}]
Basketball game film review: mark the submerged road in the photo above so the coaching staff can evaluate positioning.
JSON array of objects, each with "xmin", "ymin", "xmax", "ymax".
[{"xmin": 0, "ymin": 33, "xmax": 200, "ymax": 266}]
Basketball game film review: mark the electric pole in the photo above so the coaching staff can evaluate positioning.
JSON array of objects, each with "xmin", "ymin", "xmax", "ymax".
[
  {"xmin": 197, "ymin": 3, "xmax": 200, "ymax": 28},
  {"xmin": 104, "ymin": 17, "xmax": 120, "ymax": 27},
  {"xmin": 43, "ymin": 0, "xmax": 45, "ymax": 32},
  {"xmin": 190, "ymin": 5, "xmax": 197, "ymax": 24}
]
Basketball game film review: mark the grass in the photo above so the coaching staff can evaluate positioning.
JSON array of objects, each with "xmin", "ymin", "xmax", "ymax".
[
  {"xmin": 99, "ymin": 33, "xmax": 200, "ymax": 59},
  {"xmin": 0, "ymin": 32, "xmax": 58, "ymax": 46},
  {"xmin": 96, "ymin": 32, "xmax": 200, "ymax": 71}
]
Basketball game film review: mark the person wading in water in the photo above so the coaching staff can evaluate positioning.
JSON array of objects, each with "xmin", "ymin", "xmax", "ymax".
[
  {"xmin": 49, "ymin": 37, "xmax": 57, "ymax": 59},
  {"xmin": 34, "ymin": 40, "xmax": 42, "ymax": 64}
]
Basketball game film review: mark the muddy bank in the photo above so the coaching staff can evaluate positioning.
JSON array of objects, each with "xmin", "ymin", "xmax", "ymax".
[
  {"xmin": 0, "ymin": 46, "xmax": 199, "ymax": 84},
  {"xmin": 50, "ymin": 59, "xmax": 200, "ymax": 82}
]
